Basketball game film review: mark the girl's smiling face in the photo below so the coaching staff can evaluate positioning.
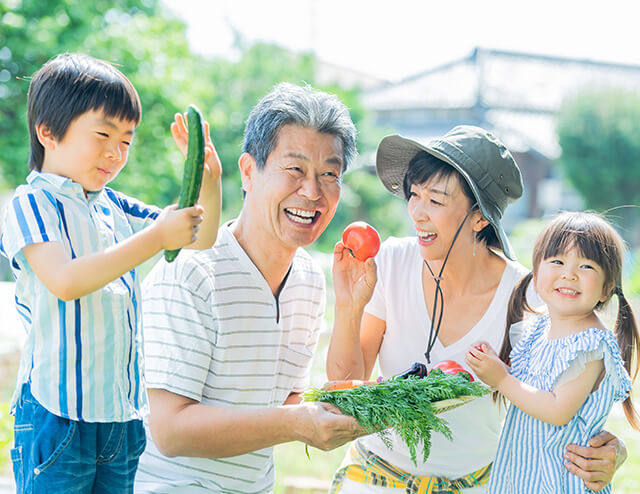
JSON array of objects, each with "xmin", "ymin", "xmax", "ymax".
[{"xmin": 534, "ymin": 246, "xmax": 609, "ymax": 321}]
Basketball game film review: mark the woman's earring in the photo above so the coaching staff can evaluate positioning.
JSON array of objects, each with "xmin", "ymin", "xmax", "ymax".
[{"xmin": 472, "ymin": 233, "xmax": 476, "ymax": 257}]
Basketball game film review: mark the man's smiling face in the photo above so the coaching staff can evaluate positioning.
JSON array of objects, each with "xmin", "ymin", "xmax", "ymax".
[{"xmin": 243, "ymin": 124, "xmax": 344, "ymax": 251}]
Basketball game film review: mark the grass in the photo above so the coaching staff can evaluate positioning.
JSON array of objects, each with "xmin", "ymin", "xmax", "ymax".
[{"xmin": 605, "ymin": 400, "xmax": 640, "ymax": 493}]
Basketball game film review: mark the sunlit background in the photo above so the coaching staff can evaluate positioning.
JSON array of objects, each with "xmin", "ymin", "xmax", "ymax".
[{"xmin": 1, "ymin": 1, "xmax": 639, "ymax": 492}]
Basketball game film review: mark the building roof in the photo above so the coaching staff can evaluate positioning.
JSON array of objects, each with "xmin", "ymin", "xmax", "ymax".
[{"xmin": 363, "ymin": 48, "xmax": 640, "ymax": 158}]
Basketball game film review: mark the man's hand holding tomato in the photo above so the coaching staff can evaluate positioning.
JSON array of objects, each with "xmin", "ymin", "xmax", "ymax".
[
  {"xmin": 333, "ymin": 222, "xmax": 380, "ymax": 310},
  {"xmin": 465, "ymin": 341, "xmax": 510, "ymax": 389}
]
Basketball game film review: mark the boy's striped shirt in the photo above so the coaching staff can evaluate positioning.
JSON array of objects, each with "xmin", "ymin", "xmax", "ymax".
[{"xmin": 0, "ymin": 171, "xmax": 159, "ymax": 422}]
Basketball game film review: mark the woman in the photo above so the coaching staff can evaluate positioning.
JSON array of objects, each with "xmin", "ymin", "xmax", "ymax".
[{"xmin": 326, "ymin": 126, "xmax": 626, "ymax": 493}]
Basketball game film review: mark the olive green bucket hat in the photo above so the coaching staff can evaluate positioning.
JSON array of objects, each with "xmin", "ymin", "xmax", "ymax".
[{"xmin": 376, "ymin": 125, "xmax": 523, "ymax": 260}]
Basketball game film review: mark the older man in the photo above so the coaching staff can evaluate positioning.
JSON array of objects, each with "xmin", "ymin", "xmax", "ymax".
[{"xmin": 134, "ymin": 83, "xmax": 362, "ymax": 493}]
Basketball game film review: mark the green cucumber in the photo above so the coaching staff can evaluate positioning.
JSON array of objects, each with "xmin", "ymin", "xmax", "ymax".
[{"xmin": 164, "ymin": 105, "xmax": 205, "ymax": 263}]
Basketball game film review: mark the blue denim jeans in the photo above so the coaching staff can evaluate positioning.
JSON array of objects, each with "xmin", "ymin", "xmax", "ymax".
[{"xmin": 11, "ymin": 383, "xmax": 146, "ymax": 494}]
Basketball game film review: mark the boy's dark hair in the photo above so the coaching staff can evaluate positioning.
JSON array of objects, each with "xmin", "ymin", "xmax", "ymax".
[
  {"xmin": 27, "ymin": 53, "xmax": 141, "ymax": 171},
  {"xmin": 403, "ymin": 151, "xmax": 500, "ymax": 250}
]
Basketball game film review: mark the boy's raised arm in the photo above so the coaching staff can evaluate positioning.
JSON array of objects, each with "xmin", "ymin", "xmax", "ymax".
[{"xmin": 21, "ymin": 204, "xmax": 202, "ymax": 301}]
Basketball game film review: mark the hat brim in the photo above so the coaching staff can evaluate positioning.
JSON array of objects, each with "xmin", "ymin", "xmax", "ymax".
[{"xmin": 376, "ymin": 135, "xmax": 517, "ymax": 260}]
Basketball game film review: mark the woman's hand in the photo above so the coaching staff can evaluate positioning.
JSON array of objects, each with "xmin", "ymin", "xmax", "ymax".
[
  {"xmin": 465, "ymin": 342, "xmax": 509, "ymax": 388},
  {"xmin": 564, "ymin": 430, "xmax": 627, "ymax": 491},
  {"xmin": 332, "ymin": 241, "xmax": 377, "ymax": 310}
]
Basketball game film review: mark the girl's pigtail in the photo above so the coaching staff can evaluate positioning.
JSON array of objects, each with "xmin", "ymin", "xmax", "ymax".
[
  {"xmin": 493, "ymin": 272, "xmax": 535, "ymax": 404},
  {"xmin": 499, "ymin": 272, "xmax": 535, "ymax": 365},
  {"xmin": 614, "ymin": 288, "xmax": 640, "ymax": 431}
]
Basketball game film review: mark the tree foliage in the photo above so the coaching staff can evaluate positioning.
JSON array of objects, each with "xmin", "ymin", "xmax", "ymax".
[
  {"xmin": 0, "ymin": 0, "xmax": 407, "ymax": 258},
  {"xmin": 556, "ymin": 89, "xmax": 640, "ymax": 240},
  {"xmin": 0, "ymin": 0, "xmax": 196, "ymax": 203}
]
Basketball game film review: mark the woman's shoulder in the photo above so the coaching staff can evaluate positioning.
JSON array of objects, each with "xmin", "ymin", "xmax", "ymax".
[
  {"xmin": 373, "ymin": 236, "xmax": 420, "ymax": 280},
  {"xmin": 502, "ymin": 258, "xmax": 530, "ymax": 283},
  {"xmin": 377, "ymin": 236, "xmax": 419, "ymax": 261}
]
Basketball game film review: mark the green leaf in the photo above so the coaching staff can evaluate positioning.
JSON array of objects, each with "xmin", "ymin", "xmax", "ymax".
[{"xmin": 302, "ymin": 371, "xmax": 490, "ymax": 465}]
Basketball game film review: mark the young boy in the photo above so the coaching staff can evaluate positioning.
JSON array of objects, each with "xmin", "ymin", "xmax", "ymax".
[{"xmin": 0, "ymin": 53, "xmax": 221, "ymax": 493}]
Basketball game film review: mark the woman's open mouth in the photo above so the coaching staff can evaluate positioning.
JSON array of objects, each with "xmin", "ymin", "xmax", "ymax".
[{"xmin": 417, "ymin": 230, "xmax": 437, "ymax": 245}]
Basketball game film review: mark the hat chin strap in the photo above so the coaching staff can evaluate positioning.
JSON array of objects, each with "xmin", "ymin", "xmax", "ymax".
[{"xmin": 422, "ymin": 202, "xmax": 478, "ymax": 363}]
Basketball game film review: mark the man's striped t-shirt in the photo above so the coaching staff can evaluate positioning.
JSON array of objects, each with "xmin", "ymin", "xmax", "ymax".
[
  {"xmin": 0, "ymin": 171, "xmax": 159, "ymax": 422},
  {"xmin": 135, "ymin": 224, "xmax": 325, "ymax": 493}
]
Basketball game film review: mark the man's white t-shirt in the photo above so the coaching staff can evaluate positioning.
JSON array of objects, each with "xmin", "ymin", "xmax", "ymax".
[
  {"xmin": 359, "ymin": 236, "xmax": 531, "ymax": 478},
  {"xmin": 135, "ymin": 224, "xmax": 325, "ymax": 493}
]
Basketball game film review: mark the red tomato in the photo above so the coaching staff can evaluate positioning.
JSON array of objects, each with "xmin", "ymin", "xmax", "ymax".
[
  {"xmin": 342, "ymin": 221, "xmax": 381, "ymax": 261},
  {"xmin": 432, "ymin": 360, "xmax": 474, "ymax": 382}
]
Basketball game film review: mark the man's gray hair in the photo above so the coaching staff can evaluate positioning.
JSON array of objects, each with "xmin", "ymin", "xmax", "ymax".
[{"xmin": 242, "ymin": 82, "xmax": 357, "ymax": 172}]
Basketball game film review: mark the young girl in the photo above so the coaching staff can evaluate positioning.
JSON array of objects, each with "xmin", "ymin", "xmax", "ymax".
[{"xmin": 465, "ymin": 211, "xmax": 639, "ymax": 493}]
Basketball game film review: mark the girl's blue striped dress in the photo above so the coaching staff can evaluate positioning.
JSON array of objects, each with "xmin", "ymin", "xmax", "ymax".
[{"xmin": 489, "ymin": 314, "xmax": 632, "ymax": 493}]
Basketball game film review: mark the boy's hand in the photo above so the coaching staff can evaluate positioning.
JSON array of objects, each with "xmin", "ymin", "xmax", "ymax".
[
  {"xmin": 171, "ymin": 112, "xmax": 222, "ymax": 183},
  {"xmin": 465, "ymin": 342, "xmax": 509, "ymax": 388},
  {"xmin": 153, "ymin": 204, "xmax": 204, "ymax": 251}
]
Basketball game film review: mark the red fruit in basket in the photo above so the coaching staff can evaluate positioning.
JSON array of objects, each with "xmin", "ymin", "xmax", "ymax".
[
  {"xmin": 432, "ymin": 360, "xmax": 474, "ymax": 382},
  {"xmin": 342, "ymin": 221, "xmax": 381, "ymax": 261}
]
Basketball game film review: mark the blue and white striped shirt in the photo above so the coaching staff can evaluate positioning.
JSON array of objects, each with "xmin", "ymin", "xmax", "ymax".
[
  {"xmin": 0, "ymin": 171, "xmax": 160, "ymax": 422},
  {"xmin": 489, "ymin": 315, "xmax": 632, "ymax": 493}
]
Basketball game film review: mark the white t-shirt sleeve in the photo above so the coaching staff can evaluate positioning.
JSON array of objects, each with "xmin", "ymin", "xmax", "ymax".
[
  {"xmin": 364, "ymin": 242, "xmax": 390, "ymax": 321},
  {"xmin": 142, "ymin": 256, "xmax": 215, "ymax": 402}
]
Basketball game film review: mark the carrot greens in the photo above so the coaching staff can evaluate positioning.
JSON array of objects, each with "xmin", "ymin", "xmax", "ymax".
[{"xmin": 303, "ymin": 369, "xmax": 490, "ymax": 465}]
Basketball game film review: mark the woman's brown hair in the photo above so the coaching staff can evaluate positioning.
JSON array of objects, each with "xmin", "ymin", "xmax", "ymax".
[{"xmin": 497, "ymin": 212, "xmax": 639, "ymax": 430}]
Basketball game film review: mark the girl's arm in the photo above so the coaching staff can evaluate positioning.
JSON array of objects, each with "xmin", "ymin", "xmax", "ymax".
[
  {"xmin": 326, "ymin": 241, "xmax": 381, "ymax": 381},
  {"xmin": 22, "ymin": 204, "xmax": 202, "ymax": 301},
  {"xmin": 466, "ymin": 345, "xmax": 604, "ymax": 426}
]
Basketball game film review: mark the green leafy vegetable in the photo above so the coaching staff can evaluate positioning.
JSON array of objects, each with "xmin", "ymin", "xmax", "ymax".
[{"xmin": 303, "ymin": 369, "xmax": 490, "ymax": 465}]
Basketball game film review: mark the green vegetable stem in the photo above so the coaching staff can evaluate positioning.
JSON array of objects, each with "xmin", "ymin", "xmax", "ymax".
[
  {"xmin": 303, "ymin": 369, "xmax": 490, "ymax": 465},
  {"xmin": 164, "ymin": 104, "xmax": 206, "ymax": 263}
]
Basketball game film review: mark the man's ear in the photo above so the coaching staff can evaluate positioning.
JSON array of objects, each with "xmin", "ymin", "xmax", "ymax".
[
  {"xmin": 238, "ymin": 152, "xmax": 256, "ymax": 193},
  {"xmin": 35, "ymin": 123, "xmax": 58, "ymax": 150}
]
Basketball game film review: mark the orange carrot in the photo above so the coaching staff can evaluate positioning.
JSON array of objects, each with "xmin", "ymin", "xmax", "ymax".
[{"xmin": 322, "ymin": 380, "xmax": 377, "ymax": 391}]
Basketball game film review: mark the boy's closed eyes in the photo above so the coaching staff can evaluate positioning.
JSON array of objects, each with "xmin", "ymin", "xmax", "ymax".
[{"xmin": 37, "ymin": 109, "xmax": 137, "ymax": 194}]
